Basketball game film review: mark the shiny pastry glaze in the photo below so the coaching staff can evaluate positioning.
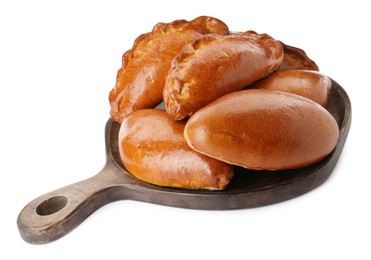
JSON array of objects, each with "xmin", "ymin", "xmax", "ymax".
[
  {"xmin": 184, "ymin": 89, "xmax": 339, "ymax": 170},
  {"xmin": 109, "ymin": 16, "xmax": 229, "ymax": 123},
  {"xmin": 118, "ymin": 109, "xmax": 233, "ymax": 190},
  {"xmin": 251, "ymin": 70, "xmax": 331, "ymax": 107},
  {"xmin": 163, "ymin": 31, "xmax": 284, "ymax": 120}
]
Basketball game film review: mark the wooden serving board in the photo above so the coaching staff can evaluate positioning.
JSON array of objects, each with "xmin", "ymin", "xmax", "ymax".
[{"xmin": 17, "ymin": 79, "xmax": 351, "ymax": 244}]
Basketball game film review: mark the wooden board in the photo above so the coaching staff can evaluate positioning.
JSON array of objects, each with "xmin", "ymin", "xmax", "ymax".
[{"xmin": 17, "ymin": 79, "xmax": 351, "ymax": 244}]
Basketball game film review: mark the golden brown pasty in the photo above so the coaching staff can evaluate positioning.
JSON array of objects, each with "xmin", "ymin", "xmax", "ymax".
[{"xmin": 109, "ymin": 16, "xmax": 229, "ymax": 123}]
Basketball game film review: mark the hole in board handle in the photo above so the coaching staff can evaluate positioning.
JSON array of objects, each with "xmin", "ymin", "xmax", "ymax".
[{"xmin": 36, "ymin": 196, "xmax": 68, "ymax": 216}]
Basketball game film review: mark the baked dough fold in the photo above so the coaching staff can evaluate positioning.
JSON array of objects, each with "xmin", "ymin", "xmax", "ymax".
[
  {"xmin": 109, "ymin": 16, "xmax": 229, "ymax": 123},
  {"xmin": 163, "ymin": 31, "xmax": 284, "ymax": 120}
]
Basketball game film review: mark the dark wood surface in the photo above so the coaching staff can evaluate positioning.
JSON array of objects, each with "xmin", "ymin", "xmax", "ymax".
[{"xmin": 17, "ymin": 79, "xmax": 351, "ymax": 244}]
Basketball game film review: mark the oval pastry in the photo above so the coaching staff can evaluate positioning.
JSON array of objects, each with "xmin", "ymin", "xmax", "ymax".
[
  {"xmin": 119, "ymin": 109, "xmax": 233, "ymax": 190},
  {"xmin": 251, "ymin": 70, "xmax": 332, "ymax": 107},
  {"xmin": 184, "ymin": 89, "xmax": 339, "ymax": 170},
  {"xmin": 163, "ymin": 32, "xmax": 284, "ymax": 120},
  {"xmin": 109, "ymin": 16, "xmax": 229, "ymax": 123}
]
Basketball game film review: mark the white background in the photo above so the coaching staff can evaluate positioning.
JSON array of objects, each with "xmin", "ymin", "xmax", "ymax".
[{"xmin": 1, "ymin": 0, "xmax": 369, "ymax": 259}]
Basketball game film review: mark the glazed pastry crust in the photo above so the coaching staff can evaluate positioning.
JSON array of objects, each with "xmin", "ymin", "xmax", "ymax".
[
  {"xmin": 251, "ymin": 70, "xmax": 331, "ymax": 107},
  {"xmin": 109, "ymin": 16, "xmax": 229, "ymax": 123},
  {"xmin": 118, "ymin": 109, "xmax": 233, "ymax": 190},
  {"xmin": 184, "ymin": 89, "xmax": 339, "ymax": 170},
  {"xmin": 163, "ymin": 32, "xmax": 284, "ymax": 120}
]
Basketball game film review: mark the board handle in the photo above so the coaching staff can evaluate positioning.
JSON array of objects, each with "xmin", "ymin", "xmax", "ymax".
[{"xmin": 17, "ymin": 164, "xmax": 125, "ymax": 244}]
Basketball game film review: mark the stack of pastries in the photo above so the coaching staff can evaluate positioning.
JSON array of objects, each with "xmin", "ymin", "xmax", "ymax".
[{"xmin": 109, "ymin": 16, "xmax": 339, "ymax": 190}]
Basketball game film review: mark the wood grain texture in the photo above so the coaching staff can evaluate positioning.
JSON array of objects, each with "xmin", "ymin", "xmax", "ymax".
[{"xmin": 17, "ymin": 79, "xmax": 351, "ymax": 244}]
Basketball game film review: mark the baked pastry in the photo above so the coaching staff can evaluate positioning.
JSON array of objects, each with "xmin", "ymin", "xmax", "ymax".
[
  {"xmin": 118, "ymin": 109, "xmax": 233, "ymax": 190},
  {"xmin": 279, "ymin": 42, "xmax": 319, "ymax": 71},
  {"xmin": 250, "ymin": 70, "xmax": 331, "ymax": 107},
  {"xmin": 109, "ymin": 16, "xmax": 229, "ymax": 123},
  {"xmin": 163, "ymin": 31, "xmax": 284, "ymax": 120},
  {"xmin": 184, "ymin": 89, "xmax": 339, "ymax": 170}
]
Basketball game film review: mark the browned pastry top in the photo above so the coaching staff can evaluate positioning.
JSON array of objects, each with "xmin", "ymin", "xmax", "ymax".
[
  {"xmin": 163, "ymin": 31, "xmax": 284, "ymax": 120},
  {"xmin": 109, "ymin": 16, "xmax": 229, "ymax": 123},
  {"xmin": 250, "ymin": 69, "xmax": 331, "ymax": 107},
  {"xmin": 184, "ymin": 89, "xmax": 339, "ymax": 170},
  {"xmin": 118, "ymin": 109, "xmax": 233, "ymax": 190}
]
